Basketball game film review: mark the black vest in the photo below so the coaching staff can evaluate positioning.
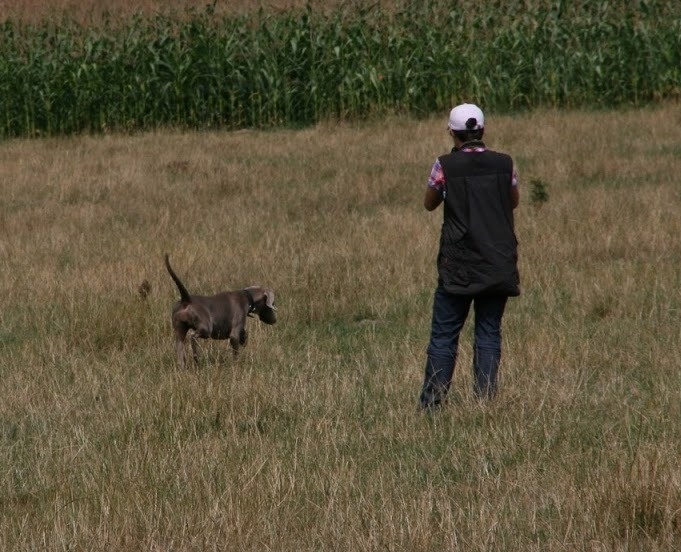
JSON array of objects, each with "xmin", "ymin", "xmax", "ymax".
[{"xmin": 436, "ymin": 142, "xmax": 520, "ymax": 296}]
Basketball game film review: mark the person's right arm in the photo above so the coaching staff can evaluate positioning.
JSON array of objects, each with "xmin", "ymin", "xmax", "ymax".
[
  {"xmin": 424, "ymin": 186, "xmax": 443, "ymax": 211},
  {"xmin": 424, "ymin": 159, "xmax": 445, "ymax": 211},
  {"xmin": 510, "ymin": 166, "xmax": 519, "ymax": 209}
]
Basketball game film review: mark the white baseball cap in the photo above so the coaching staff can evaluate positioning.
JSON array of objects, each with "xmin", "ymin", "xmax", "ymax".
[{"xmin": 447, "ymin": 103, "xmax": 484, "ymax": 131}]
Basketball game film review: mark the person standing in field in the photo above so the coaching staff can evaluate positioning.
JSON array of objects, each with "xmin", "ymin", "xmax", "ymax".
[{"xmin": 419, "ymin": 103, "xmax": 520, "ymax": 408}]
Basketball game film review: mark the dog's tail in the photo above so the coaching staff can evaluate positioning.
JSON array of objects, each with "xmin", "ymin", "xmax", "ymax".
[{"xmin": 164, "ymin": 254, "xmax": 191, "ymax": 304}]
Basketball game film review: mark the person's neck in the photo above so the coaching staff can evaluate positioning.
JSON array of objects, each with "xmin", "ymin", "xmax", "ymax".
[
  {"xmin": 452, "ymin": 139, "xmax": 484, "ymax": 152},
  {"xmin": 460, "ymin": 139, "xmax": 484, "ymax": 148}
]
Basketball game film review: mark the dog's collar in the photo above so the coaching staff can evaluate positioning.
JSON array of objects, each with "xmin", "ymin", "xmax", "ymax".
[{"xmin": 243, "ymin": 289, "xmax": 257, "ymax": 315}]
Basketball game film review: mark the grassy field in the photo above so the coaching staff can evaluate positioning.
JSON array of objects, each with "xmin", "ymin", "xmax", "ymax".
[{"xmin": 1, "ymin": 103, "xmax": 681, "ymax": 550}]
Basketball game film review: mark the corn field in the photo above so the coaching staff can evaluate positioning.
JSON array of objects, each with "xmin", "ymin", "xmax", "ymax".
[{"xmin": 1, "ymin": 0, "xmax": 680, "ymax": 137}]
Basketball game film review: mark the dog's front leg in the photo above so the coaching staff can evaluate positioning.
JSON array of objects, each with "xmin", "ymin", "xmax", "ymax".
[
  {"xmin": 229, "ymin": 336, "xmax": 239, "ymax": 357},
  {"xmin": 228, "ymin": 333, "xmax": 243, "ymax": 358}
]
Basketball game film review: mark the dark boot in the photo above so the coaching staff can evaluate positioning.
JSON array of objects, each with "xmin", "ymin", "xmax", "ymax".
[
  {"xmin": 473, "ymin": 347, "xmax": 500, "ymax": 399},
  {"xmin": 419, "ymin": 355, "xmax": 455, "ymax": 409}
]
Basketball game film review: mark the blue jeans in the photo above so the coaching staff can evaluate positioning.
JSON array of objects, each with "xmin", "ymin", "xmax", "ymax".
[{"xmin": 420, "ymin": 285, "xmax": 508, "ymax": 407}]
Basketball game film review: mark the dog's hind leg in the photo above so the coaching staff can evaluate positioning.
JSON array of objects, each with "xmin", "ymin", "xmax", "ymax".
[
  {"xmin": 174, "ymin": 329, "xmax": 188, "ymax": 369},
  {"xmin": 190, "ymin": 332, "xmax": 201, "ymax": 366}
]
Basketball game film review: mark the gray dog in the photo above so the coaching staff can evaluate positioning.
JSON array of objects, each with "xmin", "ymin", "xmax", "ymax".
[{"xmin": 164, "ymin": 254, "xmax": 276, "ymax": 368}]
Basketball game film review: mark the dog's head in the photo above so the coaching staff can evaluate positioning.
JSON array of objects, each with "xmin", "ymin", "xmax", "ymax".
[{"xmin": 245, "ymin": 286, "xmax": 277, "ymax": 325}]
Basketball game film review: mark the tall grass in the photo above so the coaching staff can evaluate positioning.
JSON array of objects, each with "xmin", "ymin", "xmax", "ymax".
[
  {"xmin": 1, "ymin": 103, "xmax": 681, "ymax": 549},
  {"xmin": 1, "ymin": 0, "xmax": 680, "ymax": 137}
]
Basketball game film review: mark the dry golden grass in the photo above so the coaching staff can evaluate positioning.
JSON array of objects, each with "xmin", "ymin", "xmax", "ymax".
[{"xmin": 1, "ymin": 103, "xmax": 681, "ymax": 550}]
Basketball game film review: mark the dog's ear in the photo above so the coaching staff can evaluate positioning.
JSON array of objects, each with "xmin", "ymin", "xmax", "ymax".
[
  {"xmin": 244, "ymin": 286, "xmax": 274, "ymax": 307},
  {"xmin": 250, "ymin": 287, "xmax": 276, "ymax": 324},
  {"xmin": 244, "ymin": 286, "xmax": 277, "ymax": 324},
  {"xmin": 264, "ymin": 289, "xmax": 275, "ymax": 310}
]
